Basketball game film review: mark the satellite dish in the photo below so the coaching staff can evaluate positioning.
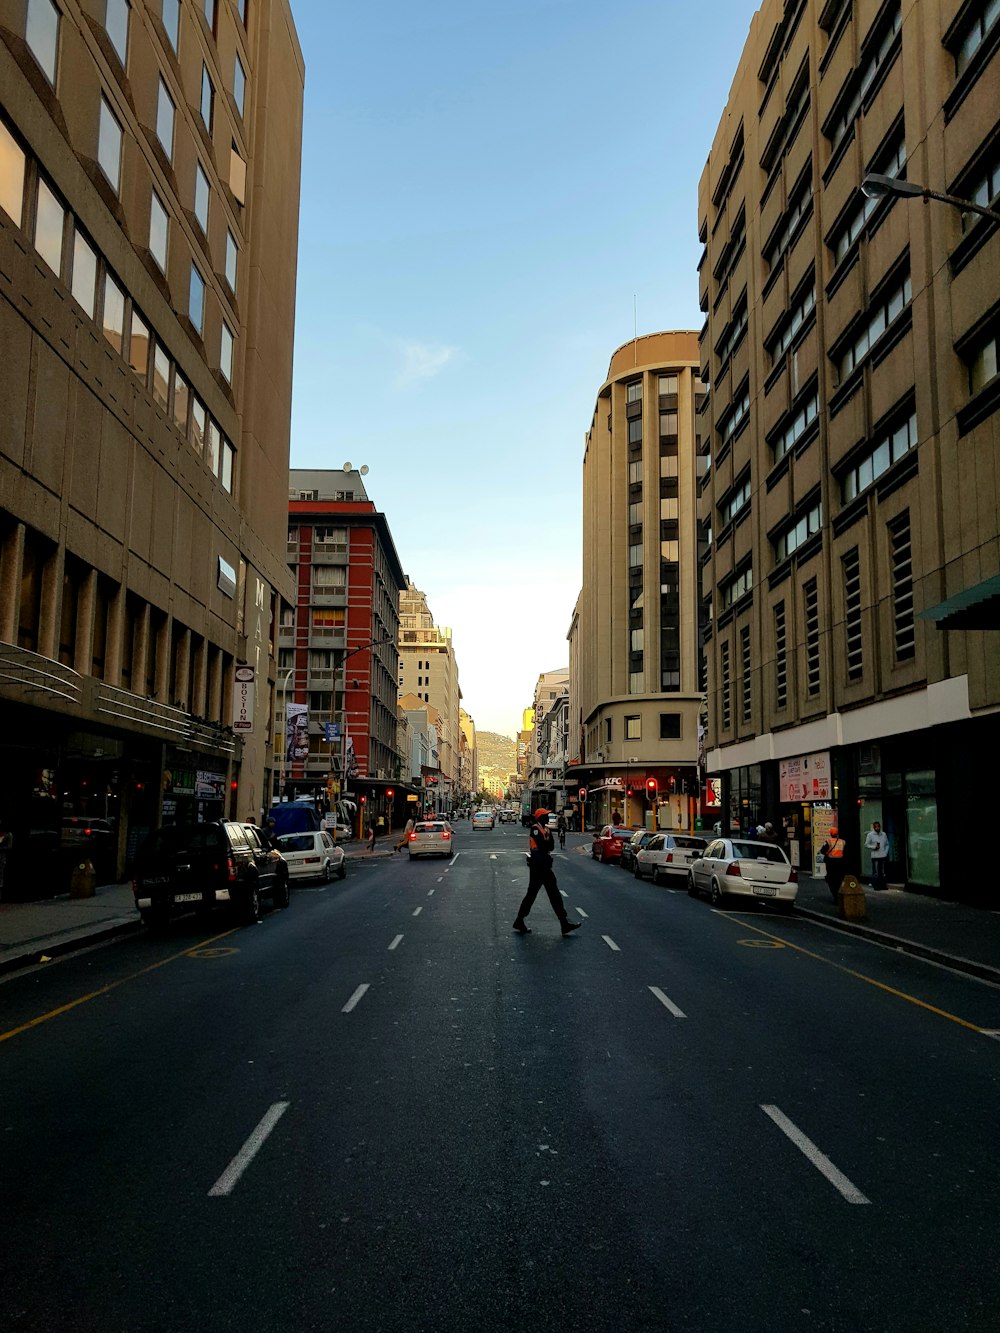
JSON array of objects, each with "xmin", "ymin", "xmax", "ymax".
[
  {"xmin": 342, "ymin": 461, "xmax": 352, "ymax": 472},
  {"xmin": 360, "ymin": 465, "xmax": 369, "ymax": 476}
]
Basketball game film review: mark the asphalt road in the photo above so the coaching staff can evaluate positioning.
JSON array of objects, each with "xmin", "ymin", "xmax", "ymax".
[{"xmin": 2, "ymin": 822, "xmax": 999, "ymax": 1332}]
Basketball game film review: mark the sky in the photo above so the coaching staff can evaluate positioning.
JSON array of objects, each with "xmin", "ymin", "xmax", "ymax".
[{"xmin": 288, "ymin": 0, "xmax": 761, "ymax": 737}]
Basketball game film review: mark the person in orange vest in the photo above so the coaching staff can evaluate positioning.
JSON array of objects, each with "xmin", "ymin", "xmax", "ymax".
[
  {"xmin": 513, "ymin": 809, "xmax": 582, "ymax": 937},
  {"xmin": 821, "ymin": 825, "xmax": 847, "ymax": 901}
]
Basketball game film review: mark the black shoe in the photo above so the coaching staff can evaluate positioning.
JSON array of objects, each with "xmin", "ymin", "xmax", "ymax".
[
  {"xmin": 561, "ymin": 921, "xmax": 581, "ymax": 935},
  {"xmin": 512, "ymin": 921, "xmax": 530, "ymax": 934}
]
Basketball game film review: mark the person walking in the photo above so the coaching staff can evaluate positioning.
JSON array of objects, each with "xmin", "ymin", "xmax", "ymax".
[
  {"xmin": 513, "ymin": 809, "xmax": 581, "ymax": 937},
  {"xmin": 556, "ymin": 811, "xmax": 567, "ymax": 850},
  {"xmin": 396, "ymin": 815, "xmax": 415, "ymax": 853},
  {"xmin": 820, "ymin": 825, "xmax": 847, "ymax": 902},
  {"xmin": 865, "ymin": 821, "xmax": 889, "ymax": 889},
  {"xmin": 367, "ymin": 822, "xmax": 376, "ymax": 854}
]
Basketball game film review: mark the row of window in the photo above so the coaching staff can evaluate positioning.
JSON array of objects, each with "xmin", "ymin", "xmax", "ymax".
[
  {"xmin": 0, "ymin": 119, "xmax": 236, "ymax": 493},
  {"xmin": 837, "ymin": 270, "xmax": 912, "ymax": 379},
  {"xmin": 831, "ymin": 133, "xmax": 906, "ymax": 266},
  {"xmin": 826, "ymin": 6, "xmax": 902, "ymax": 152},
  {"xmin": 773, "ymin": 500, "xmax": 822, "ymax": 562},
  {"xmin": 841, "ymin": 409, "xmax": 917, "ymax": 502},
  {"xmin": 771, "ymin": 389, "xmax": 818, "ymax": 461},
  {"xmin": 767, "ymin": 280, "xmax": 815, "ymax": 365},
  {"xmin": 622, "ymin": 713, "xmax": 683, "ymax": 741},
  {"xmin": 626, "ymin": 373, "xmax": 681, "ymax": 403}
]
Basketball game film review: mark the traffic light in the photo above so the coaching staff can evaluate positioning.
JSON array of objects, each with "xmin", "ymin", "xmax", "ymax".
[
  {"xmin": 626, "ymin": 785, "xmax": 634, "ymax": 798},
  {"xmin": 360, "ymin": 795, "xmax": 367, "ymax": 805},
  {"xmin": 386, "ymin": 788, "xmax": 394, "ymax": 800},
  {"xmin": 646, "ymin": 778, "xmax": 657, "ymax": 797},
  {"xmin": 668, "ymin": 776, "xmax": 676, "ymax": 793}
]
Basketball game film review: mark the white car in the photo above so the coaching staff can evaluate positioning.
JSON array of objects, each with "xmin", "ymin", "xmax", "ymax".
[
  {"xmin": 408, "ymin": 820, "xmax": 454, "ymax": 858},
  {"xmin": 275, "ymin": 830, "xmax": 346, "ymax": 882},
  {"xmin": 687, "ymin": 837, "xmax": 797, "ymax": 909},
  {"xmin": 472, "ymin": 811, "xmax": 494, "ymax": 830},
  {"xmin": 634, "ymin": 833, "xmax": 708, "ymax": 883}
]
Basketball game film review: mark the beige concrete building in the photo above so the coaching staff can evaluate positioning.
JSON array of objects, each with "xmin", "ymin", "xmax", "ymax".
[
  {"xmin": 697, "ymin": 0, "xmax": 999, "ymax": 900},
  {"xmin": 397, "ymin": 578, "xmax": 461, "ymax": 810},
  {"xmin": 571, "ymin": 332, "xmax": 706, "ymax": 830},
  {"xmin": 459, "ymin": 707, "xmax": 477, "ymax": 800},
  {"xmin": 0, "ymin": 0, "xmax": 303, "ymax": 890}
]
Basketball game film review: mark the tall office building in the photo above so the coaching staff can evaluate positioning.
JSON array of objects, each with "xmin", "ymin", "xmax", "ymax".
[
  {"xmin": 0, "ymin": 0, "xmax": 303, "ymax": 888},
  {"xmin": 697, "ymin": 0, "xmax": 999, "ymax": 899},
  {"xmin": 397, "ymin": 578, "xmax": 462, "ymax": 810},
  {"xmin": 571, "ymin": 332, "xmax": 706, "ymax": 830}
]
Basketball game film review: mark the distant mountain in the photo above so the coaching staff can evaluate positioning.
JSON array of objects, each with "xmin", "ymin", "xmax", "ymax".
[{"xmin": 477, "ymin": 731, "xmax": 516, "ymax": 778}]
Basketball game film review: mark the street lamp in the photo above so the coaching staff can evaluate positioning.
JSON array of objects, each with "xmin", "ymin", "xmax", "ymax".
[{"xmin": 861, "ymin": 173, "xmax": 1000, "ymax": 225}]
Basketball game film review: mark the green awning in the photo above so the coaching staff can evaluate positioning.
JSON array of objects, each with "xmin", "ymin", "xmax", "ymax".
[{"xmin": 919, "ymin": 575, "xmax": 1000, "ymax": 630}]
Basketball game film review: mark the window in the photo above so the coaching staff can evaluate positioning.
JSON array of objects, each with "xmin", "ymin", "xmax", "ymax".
[
  {"xmin": 889, "ymin": 512, "xmax": 915, "ymax": 660},
  {"xmin": 837, "ymin": 273, "xmax": 912, "ymax": 379},
  {"xmin": 194, "ymin": 162, "xmax": 210, "ymax": 230},
  {"xmin": 34, "ymin": 177, "xmax": 65, "ymax": 275},
  {"xmin": 26, "ymin": 0, "xmax": 60, "ymax": 84},
  {"xmin": 161, "ymin": 0, "xmax": 179, "ymax": 49},
  {"xmin": 625, "ymin": 716, "xmax": 641, "ymax": 740},
  {"xmin": 718, "ymin": 384, "xmax": 750, "ymax": 449},
  {"xmin": 767, "ymin": 281, "xmax": 816, "ymax": 365},
  {"xmin": 659, "ymin": 411, "xmax": 678, "ymax": 437},
  {"xmin": 106, "ymin": 0, "xmax": 129, "ymax": 64},
  {"xmin": 629, "ymin": 501, "xmax": 643, "ymax": 526},
  {"xmin": 719, "ymin": 473, "xmax": 751, "ymax": 526},
  {"xmin": 954, "ymin": 0, "xmax": 1000, "ymax": 74},
  {"xmin": 191, "ymin": 398, "xmax": 206, "ymax": 454},
  {"xmin": 764, "ymin": 175, "xmax": 812, "ymax": 269},
  {"xmin": 172, "ymin": 369, "xmax": 189, "ymax": 432},
  {"xmin": 773, "ymin": 500, "xmax": 822, "ymax": 562},
  {"xmin": 629, "ymin": 672, "xmax": 644, "ymax": 695},
  {"xmin": 630, "ymin": 628, "xmax": 644, "ymax": 653},
  {"xmin": 628, "ymin": 460, "xmax": 642, "ymax": 484},
  {"xmin": 827, "ymin": 6, "xmax": 902, "ymax": 149},
  {"xmin": 843, "ymin": 548, "xmax": 863, "ymax": 679},
  {"xmin": 0, "ymin": 120, "xmax": 26, "ymax": 225},
  {"xmin": 740, "ymin": 625, "xmax": 752, "ymax": 724},
  {"xmin": 721, "ymin": 641, "xmax": 732, "ymax": 730},
  {"xmin": 965, "ymin": 148, "xmax": 1000, "ymax": 225},
  {"xmin": 203, "ymin": 0, "xmax": 217, "ymax": 31},
  {"xmin": 97, "ymin": 98, "xmax": 123, "ymax": 192},
  {"xmin": 841, "ymin": 409, "xmax": 917, "ymax": 501},
  {"xmin": 149, "ymin": 191, "xmax": 168, "ymax": 268},
  {"xmin": 69, "ymin": 230, "xmax": 98, "ymax": 317},
  {"xmin": 189, "ymin": 266, "xmax": 205, "ymax": 332},
  {"xmin": 201, "ymin": 65, "xmax": 215, "ymax": 132},
  {"xmin": 220, "ymin": 322, "xmax": 234, "ymax": 381},
  {"xmin": 658, "ymin": 374, "xmax": 678, "ymax": 395},
  {"xmin": 659, "ymin": 713, "xmax": 681, "ymax": 739},
  {"xmin": 221, "ymin": 439, "xmax": 234, "ymax": 493},
  {"xmin": 156, "ymin": 80, "xmax": 175, "ymax": 157},
  {"xmin": 716, "ymin": 297, "xmax": 748, "ymax": 366},
  {"xmin": 967, "ymin": 330, "xmax": 998, "ymax": 395},
  {"xmin": 626, "ymin": 380, "xmax": 642, "ymax": 403},
  {"xmin": 206, "ymin": 418, "xmax": 220, "ymax": 473},
  {"xmin": 129, "ymin": 309, "xmax": 150, "ymax": 379},
  {"xmin": 771, "ymin": 389, "xmax": 819, "ymax": 461},
  {"xmin": 720, "ymin": 565, "xmax": 753, "ymax": 611},
  {"xmin": 314, "ymin": 526, "xmax": 348, "ymax": 546},
  {"xmin": 804, "ymin": 579, "xmax": 820, "ymax": 695},
  {"xmin": 774, "ymin": 601, "xmax": 787, "ymax": 710},
  {"xmin": 832, "ymin": 136, "xmax": 906, "ymax": 265},
  {"xmin": 223, "ymin": 229, "xmax": 238, "ymax": 291},
  {"xmin": 101, "ymin": 271, "xmax": 125, "ymax": 352},
  {"xmin": 232, "ymin": 54, "xmax": 247, "ymax": 116},
  {"xmin": 629, "ymin": 543, "xmax": 643, "ymax": 568},
  {"xmin": 152, "ymin": 343, "xmax": 170, "ymax": 410},
  {"xmin": 313, "ymin": 565, "xmax": 347, "ymax": 589},
  {"xmin": 628, "ymin": 417, "xmax": 643, "ymax": 444},
  {"xmin": 604, "ymin": 718, "xmax": 612, "ymax": 744}
]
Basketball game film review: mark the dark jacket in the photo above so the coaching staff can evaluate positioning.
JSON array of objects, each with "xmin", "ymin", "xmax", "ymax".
[{"xmin": 529, "ymin": 821, "xmax": 554, "ymax": 865}]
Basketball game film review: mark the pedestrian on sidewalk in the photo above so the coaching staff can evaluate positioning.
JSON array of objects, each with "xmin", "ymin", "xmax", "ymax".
[
  {"xmin": 556, "ymin": 811, "xmax": 567, "ymax": 850},
  {"xmin": 513, "ymin": 809, "xmax": 581, "ymax": 937},
  {"xmin": 367, "ymin": 823, "xmax": 376, "ymax": 854},
  {"xmin": 395, "ymin": 816, "xmax": 415, "ymax": 853},
  {"xmin": 865, "ymin": 821, "xmax": 889, "ymax": 889},
  {"xmin": 820, "ymin": 826, "xmax": 847, "ymax": 903}
]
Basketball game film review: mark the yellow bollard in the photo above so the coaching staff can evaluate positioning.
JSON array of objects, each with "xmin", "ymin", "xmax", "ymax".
[
  {"xmin": 70, "ymin": 859, "xmax": 97, "ymax": 899},
  {"xmin": 837, "ymin": 873, "xmax": 866, "ymax": 921}
]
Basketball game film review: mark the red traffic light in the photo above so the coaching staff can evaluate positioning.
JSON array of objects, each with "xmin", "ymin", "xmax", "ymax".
[
  {"xmin": 646, "ymin": 778, "xmax": 658, "ymax": 795},
  {"xmin": 386, "ymin": 788, "xmax": 394, "ymax": 799},
  {"xmin": 626, "ymin": 785, "xmax": 634, "ymax": 797},
  {"xmin": 360, "ymin": 795, "xmax": 367, "ymax": 804}
]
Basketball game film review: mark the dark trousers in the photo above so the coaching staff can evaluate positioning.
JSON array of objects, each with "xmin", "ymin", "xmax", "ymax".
[
  {"xmin": 516, "ymin": 860, "xmax": 567, "ymax": 925},
  {"xmin": 870, "ymin": 857, "xmax": 887, "ymax": 888}
]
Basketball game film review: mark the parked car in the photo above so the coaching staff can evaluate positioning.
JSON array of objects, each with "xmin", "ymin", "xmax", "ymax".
[
  {"xmin": 60, "ymin": 816, "xmax": 115, "ymax": 849},
  {"xmin": 687, "ymin": 837, "xmax": 797, "ymax": 909},
  {"xmin": 132, "ymin": 820, "xmax": 289, "ymax": 929},
  {"xmin": 634, "ymin": 833, "xmax": 708, "ymax": 883},
  {"xmin": 276, "ymin": 829, "xmax": 346, "ymax": 882},
  {"xmin": 620, "ymin": 829, "xmax": 659, "ymax": 872},
  {"xmin": 472, "ymin": 811, "xmax": 495, "ymax": 830},
  {"xmin": 591, "ymin": 825, "xmax": 635, "ymax": 863},
  {"xmin": 408, "ymin": 820, "xmax": 455, "ymax": 858}
]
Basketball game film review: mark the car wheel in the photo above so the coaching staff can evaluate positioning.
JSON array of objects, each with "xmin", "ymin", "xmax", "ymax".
[
  {"xmin": 633, "ymin": 862, "xmax": 642, "ymax": 879},
  {"xmin": 710, "ymin": 878, "xmax": 727, "ymax": 909},
  {"xmin": 273, "ymin": 870, "xmax": 290, "ymax": 910},
  {"xmin": 241, "ymin": 876, "xmax": 261, "ymax": 925},
  {"xmin": 337, "ymin": 859, "xmax": 347, "ymax": 879},
  {"xmin": 687, "ymin": 873, "xmax": 699, "ymax": 897},
  {"xmin": 323, "ymin": 860, "xmax": 333, "ymax": 883}
]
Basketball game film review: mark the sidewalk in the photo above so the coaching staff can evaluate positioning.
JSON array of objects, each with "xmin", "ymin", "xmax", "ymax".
[{"xmin": 0, "ymin": 880, "xmax": 141, "ymax": 977}]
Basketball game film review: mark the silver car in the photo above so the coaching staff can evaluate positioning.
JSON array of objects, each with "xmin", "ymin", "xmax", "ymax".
[
  {"xmin": 275, "ymin": 830, "xmax": 346, "ymax": 882},
  {"xmin": 687, "ymin": 837, "xmax": 797, "ymax": 909},
  {"xmin": 408, "ymin": 820, "xmax": 455, "ymax": 858},
  {"xmin": 634, "ymin": 833, "xmax": 707, "ymax": 883}
]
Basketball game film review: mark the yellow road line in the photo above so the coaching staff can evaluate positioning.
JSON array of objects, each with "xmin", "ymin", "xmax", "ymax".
[
  {"xmin": 0, "ymin": 927, "xmax": 240, "ymax": 1046},
  {"xmin": 717, "ymin": 913, "xmax": 988, "ymax": 1034}
]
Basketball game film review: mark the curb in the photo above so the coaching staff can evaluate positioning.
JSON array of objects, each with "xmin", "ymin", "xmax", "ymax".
[
  {"xmin": 793, "ymin": 905, "xmax": 1000, "ymax": 986},
  {"xmin": 0, "ymin": 916, "xmax": 144, "ymax": 980}
]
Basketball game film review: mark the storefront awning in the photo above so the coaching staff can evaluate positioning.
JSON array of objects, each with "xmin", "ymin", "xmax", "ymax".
[{"xmin": 919, "ymin": 575, "xmax": 1000, "ymax": 631}]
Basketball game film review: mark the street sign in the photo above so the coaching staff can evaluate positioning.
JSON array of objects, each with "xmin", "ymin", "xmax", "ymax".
[
  {"xmin": 232, "ymin": 665, "xmax": 255, "ymax": 732},
  {"xmin": 325, "ymin": 722, "xmax": 341, "ymax": 742}
]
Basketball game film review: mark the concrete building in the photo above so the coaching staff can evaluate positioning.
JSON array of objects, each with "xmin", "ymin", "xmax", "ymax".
[
  {"xmin": 697, "ymin": 0, "xmax": 1000, "ymax": 900},
  {"xmin": 282, "ymin": 469, "xmax": 407, "ymax": 819},
  {"xmin": 459, "ymin": 707, "xmax": 477, "ymax": 802},
  {"xmin": 397, "ymin": 578, "xmax": 461, "ymax": 811},
  {"xmin": 0, "ymin": 0, "xmax": 303, "ymax": 891},
  {"xmin": 570, "ymin": 332, "xmax": 706, "ymax": 831}
]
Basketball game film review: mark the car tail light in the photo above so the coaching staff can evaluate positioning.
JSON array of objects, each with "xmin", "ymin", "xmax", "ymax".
[
  {"xmin": 665, "ymin": 852, "xmax": 673, "ymax": 863},
  {"xmin": 788, "ymin": 867, "xmax": 798, "ymax": 883},
  {"xmin": 726, "ymin": 861, "xmax": 742, "ymax": 876},
  {"xmin": 409, "ymin": 832, "xmax": 417, "ymax": 841},
  {"xmin": 227, "ymin": 854, "xmax": 237, "ymax": 882},
  {"xmin": 442, "ymin": 831, "xmax": 451, "ymax": 840},
  {"xmin": 303, "ymin": 856, "xmax": 320, "ymax": 864}
]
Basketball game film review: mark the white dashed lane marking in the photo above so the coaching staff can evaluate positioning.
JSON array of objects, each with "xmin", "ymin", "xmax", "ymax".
[
  {"xmin": 761, "ymin": 1105, "xmax": 871, "ymax": 1205},
  {"xmin": 388, "ymin": 934, "xmax": 404, "ymax": 951},
  {"xmin": 648, "ymin": 986, "xmax": 686, "ymax": 1018},
  {"xmin": 341, "ymin": 984, "xmax": 370, "ymax": 1013},
  {"xmin": 412, "ymin": 906, "xmax": 422, "ymax": 917},
  {"xmin": 575, "ymin": 908, "xmax": 589, "ymax": 918},
  {"xmin": 602, "ymin": 936, "xmax": 621, "ymax": 952},
  {"xmin": 208, "ymin": 1101, "xmax": 290, "ymax": 1197}
]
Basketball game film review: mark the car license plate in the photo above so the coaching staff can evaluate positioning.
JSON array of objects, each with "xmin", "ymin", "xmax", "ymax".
[
  {"xmin": 753, "ymin": 884, "xmax": 777, "ymax": 897},
  {"xmin": 144, "ymin": 875, "xmax": 169, "ymax": 885},
  {"xmin": 174, "ymin": 892, "xmax": 202, "ymax": 903}
]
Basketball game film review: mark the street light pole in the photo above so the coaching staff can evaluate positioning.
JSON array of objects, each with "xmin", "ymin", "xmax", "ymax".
[{"xmin": 861, "ymin": 173, "xmax": 1000, "ymax": 225}]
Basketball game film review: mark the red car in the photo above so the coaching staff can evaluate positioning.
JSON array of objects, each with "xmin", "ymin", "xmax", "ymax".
[{"xmin": 591, "ymin": 825, "xmax": 635, "ymax": 863}]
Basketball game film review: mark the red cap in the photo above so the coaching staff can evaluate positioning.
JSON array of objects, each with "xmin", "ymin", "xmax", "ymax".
[{"xmin": 534, "ymin": 808, "xmax": 550, "ymax": 818}]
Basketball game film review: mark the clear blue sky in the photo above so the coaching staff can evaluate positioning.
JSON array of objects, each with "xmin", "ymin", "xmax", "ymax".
[{"xmin": 289, "ymin": 0, "xmax": 760, "ymax": 737}]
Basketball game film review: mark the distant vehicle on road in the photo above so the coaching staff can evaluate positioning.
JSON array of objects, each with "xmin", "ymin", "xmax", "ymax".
[
  {"xmin": 276, "ymin": 830, "xmax": 345, "ymax": 882},
  {"xmin": 634, "ymin": 833, "xmax": 707, "ymax": 883},
  {"xmin": 619, "ymin": 829, "xmax": 658, "ymax": 873},
  {"xmin": 472, "ymin": 811, "xmax": 495, "ymax": 830},
  {"xmin": 688, "ymin": 837, "xmax": 797, "ymax": 909},
  {"xmin": 591, "ymin": 825, "xmax": 634, "ymax": 864},
  {"xmin": 408, "ymin": 820, "xmax": 454, "ymax": 859}
]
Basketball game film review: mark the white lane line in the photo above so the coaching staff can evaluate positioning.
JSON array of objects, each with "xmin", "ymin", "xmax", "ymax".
[
  {"xmin": 412, "ymin": 906, "xmax": 422, "ymax": 917},
  {"xmin": 436, "ymin": 876, "xmax": 444, "ymax": 883},
  {"xmin": 208, "ymin": 1102, "xmax": 290, "ymax": 1197},
  {"xmin": 559, "ymin": 889, "xmax": 568, "ymax": 898},
  {"xmin": 648, "ymin": 986, "xmax": 686, "ymax": 1018},
  {"xmin": 451, "ymin": 853, "xmax": 461, "ymax": 863},
  {"xmin": 575, "ymin": 908, "xmax": 589, "ymax": 919},
  {"xmin": 602, "ymin": 935, "xmax": 621, "ymax": 952},
  {"xmin": 388, "ymin": 934, "xmax": 404, "ymax": 951},
  {"xmin": 489, "ymin": 854, "xmax": 497, "ymax": 860},
  {"xmin": 427, "ymin": 889, "xmax": 435, "ymax": 896},
  {"xmin": 760, "ymin": 1105, "xmax": 871, "ymax": 1205},
  {"xmin": 342, "ymin": 983, "xmax": 370, "ymax": 1013}
]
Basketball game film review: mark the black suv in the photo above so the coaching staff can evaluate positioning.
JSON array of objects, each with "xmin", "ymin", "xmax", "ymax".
[{"xmin": 132, "ymin": 821, "xmax": 289, "ymax": 929}]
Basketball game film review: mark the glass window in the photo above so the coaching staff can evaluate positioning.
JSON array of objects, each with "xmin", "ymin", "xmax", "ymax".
[
  {"xmin": 189, "ymin": 265, "xmax": 205, "ymax": 333},
  {"xmin": 191, "ymin": 398, "xmax": 206, "ymax": 453},
  {"xmin": 172, "ymin": 369, "xmax": 189, "ymax": 432},
  {"xmin": 220, "ymin": 322, "xmax": 234, "ymax": 382},
  {"xmin": 98, "ymin": 98, "xmax": 123, "ymax": 192},
  {"xmin": 194, "ymin": 162, "xmax": 209, "ymax": 230},
  {"xmin": 106, "ymin": 0, "xmax": 129, "ymax": 64},
  {"xmin": 627, "ymin": 380, "xmax": 642, "ymax": 402},
  {"xmin": 34, "ymin": 177, "xmax": 65, "ymax": 275},
  {"xmin": 628, "ymin": 417, "xmax": 642, "ymax": 444},
  {"xmin": 161, "ymin": 0, "xmax": 179, "ymax": 49},
  {"xmin": 628, "ymin": 460, "xmax": 642, "ymax": 484},
  {"xmin": 658, "ymin": 374, "xmax": 678, "ymax": 395},
  {"xmin": 129, "ymin": 309, "xmax": 150, "ymax": 379},
  {"xmin": 629, "ymin": 543, "xmax": 643, "ymax": 567},
  {"xmin": 221, "ymin": 439, "xmax": 234, "ymax": 492},
  {"xmin": 156, "ymin": 80, "xmax": 175, "ymax": 157},
  {"xmin": 149, "ymin": 191, "xmax": 168, "ymax": 269},
  {"xmin": 0, "ymin": 120, "xmax": 26, "ymax": 225},
  {"xmin": 969, "ymin": 333, "xmax": 998, "ymax": 394},
  {"xmin": 201, "ymin": 65, "xmax": 215, "ymax": 132},
  {"xmin": 225, "ymin": 230, "xmax": 238, "ymax": 289},
  {"xmin": 71, "ymin": 230, "xmax": 98, "ymax": 317},
  {"xmin": 659, "ymin": 411, "xmax": 678, "ymax": 436},
  {"xmin": 152, "ymin": 343, "xmax": 170, "ymax": 409},
  {"xmin": 27, "ymin": 0, "xmax": 60, "ymax": 84},
  {"xmin": 101, "ymin": 271, "xmax": 125, "ymax": 352},
  {"xmin": 206, "ymin": 418, "xmax": 220, "ymax": 474},
  {"xmin": 625, "ymin": 715, "xmax": 641, "ymax": 739},
  {"xmin": 233, "ymin": 54, "xmax": 246, "ymax": 117}
]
